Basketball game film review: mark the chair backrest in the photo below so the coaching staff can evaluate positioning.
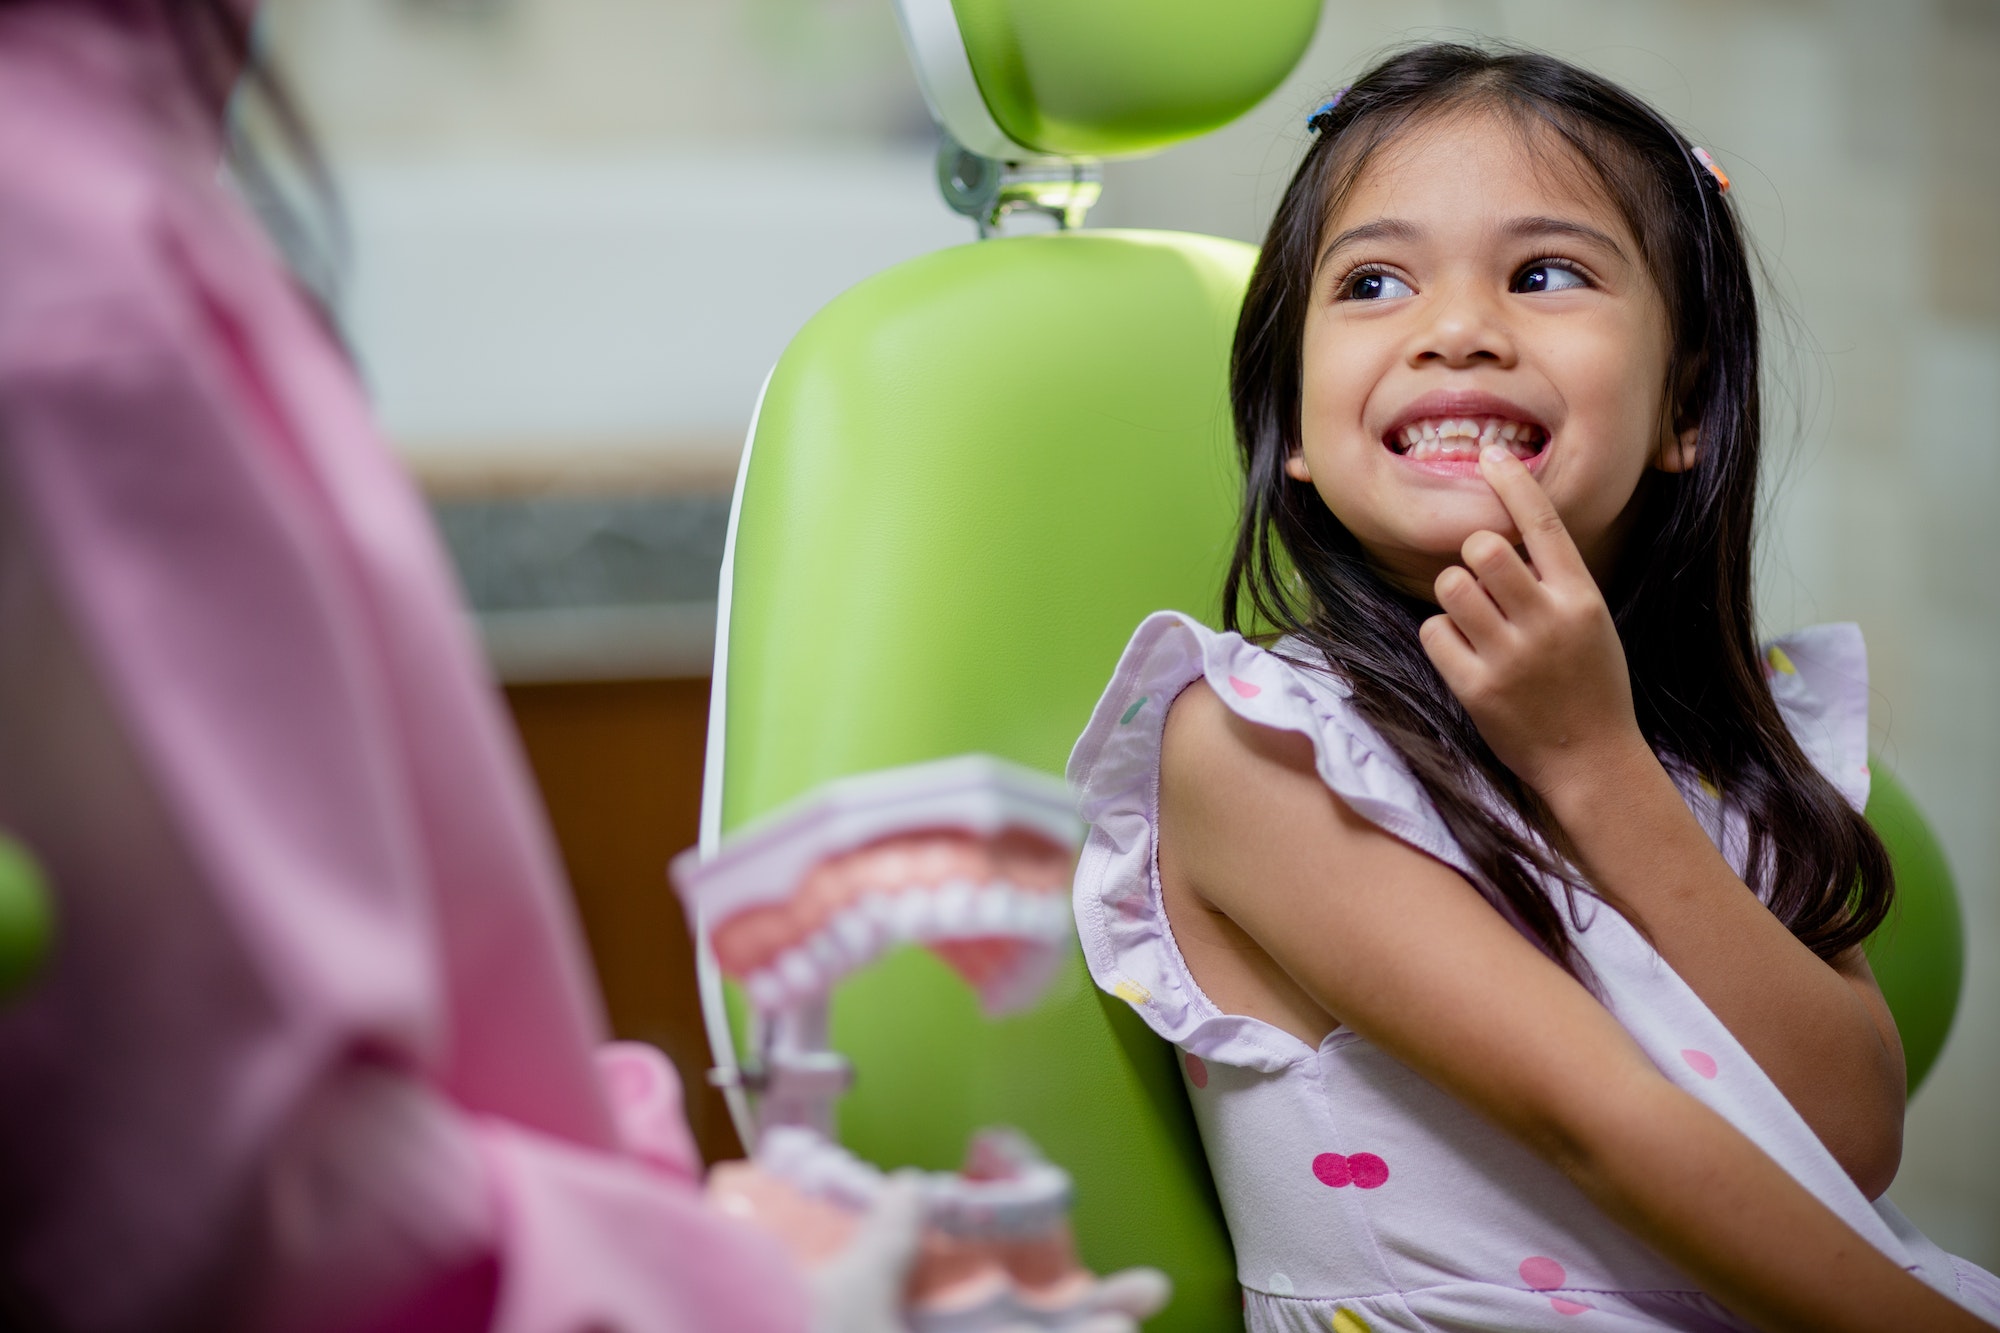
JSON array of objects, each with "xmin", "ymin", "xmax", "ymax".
[
  {"xmin": 0, "ymin": 833, "xmax": 50, "ymax": 1001},
  {"xmin": 704, "ymin": 229, "xmax": 1256, "ymax": 1329},
  {"xmin": 1863, "ymin": 764, "xmax": 1964, "ymax": 1093}
]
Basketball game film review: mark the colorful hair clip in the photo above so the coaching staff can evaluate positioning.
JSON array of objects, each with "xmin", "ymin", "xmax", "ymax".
[
  {"xmin": 1307, "ymin": 87, "xmax": 1351, "ymax": 133},
  {"xmin": 1692, "ymin": 146, "xmax": 1730, "ymax": 193}
]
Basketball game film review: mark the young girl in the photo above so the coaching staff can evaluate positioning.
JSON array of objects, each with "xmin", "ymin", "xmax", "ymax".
[{"xmin": 1068, "ymin": 44, "xmax": 2000, "ymax": 1333}]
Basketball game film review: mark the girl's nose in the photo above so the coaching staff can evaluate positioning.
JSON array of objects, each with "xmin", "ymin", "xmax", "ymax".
[{"xmin": 1408, "ymin": 281, "xmax": 1518, "ymax": 368}]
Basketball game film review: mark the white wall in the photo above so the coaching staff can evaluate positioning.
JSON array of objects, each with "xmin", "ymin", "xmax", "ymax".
[{"xmin": 340, "ymin": 149, "xmax": 967, "ymax": 469}]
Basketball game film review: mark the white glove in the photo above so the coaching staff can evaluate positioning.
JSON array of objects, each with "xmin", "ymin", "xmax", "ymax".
[
  {"xmin": 810, "ymin": 1174, "xmax": 926, "ymax": 1333},
  {"xmin": 989, "ymin": 1266, "xmax": 1173, "ymax": 1333},
  {"xmin": 808, "ymin": 1175, "xmax": 1173, "ymax": 1333}
]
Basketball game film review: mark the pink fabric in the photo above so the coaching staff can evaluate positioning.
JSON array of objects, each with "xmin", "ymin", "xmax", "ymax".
[
  {"xmin": 0, "ymin": 5, "xmax": 805, "ymax": 1330},
  {"xmin": 595, "ymin": 1043, "xmax": 704, "ymax": 1181}
]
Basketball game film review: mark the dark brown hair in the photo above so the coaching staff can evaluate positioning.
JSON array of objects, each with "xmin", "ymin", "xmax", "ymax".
[
  {"xmin": 0, "ymin": 1, "xmax": 347, "ymax": 314},
  {"xmin": 1226, "ymin": 42, "xmax": 1892, "ymax": 975},
  {"xmin": 169, "ymin": 0, "xmax": 348, "ymax": 313}
]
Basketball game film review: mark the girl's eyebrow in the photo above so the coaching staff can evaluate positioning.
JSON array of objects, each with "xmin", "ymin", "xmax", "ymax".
[
  {"xmin": 1317, "ymin": 217, "xmax": 1423, "ymax": 269},
  {"xmin": 1317, "ymin": 215, "xmax": 1630, "ymax": 269},
  {"xmin": 1504, "ymin": 215, "xmax": 1629, "ymax": 261}
]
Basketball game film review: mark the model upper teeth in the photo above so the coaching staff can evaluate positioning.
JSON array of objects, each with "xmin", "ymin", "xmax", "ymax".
[
  {"xmin": 735, "ymin": 878, "xmax": 1074, "ymax": 1014},
  {"xmin": 710, "ymin": 827, "xmax": 1078, "ymax": 1016},
  {"xmin": 1390, "ymin": 416, "xmax": 1547, "ymax": 460}
]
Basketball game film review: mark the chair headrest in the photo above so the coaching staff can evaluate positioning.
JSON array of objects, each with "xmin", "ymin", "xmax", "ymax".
[{"xmin": 897, "ymin": 0, "xmax": 1321, "ymax": 162}]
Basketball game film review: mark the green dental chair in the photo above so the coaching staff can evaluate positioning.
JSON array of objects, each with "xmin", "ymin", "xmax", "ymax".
[{"xmin": 692, "ymin": 4, "xmax": 1966, "ymax": 1326}]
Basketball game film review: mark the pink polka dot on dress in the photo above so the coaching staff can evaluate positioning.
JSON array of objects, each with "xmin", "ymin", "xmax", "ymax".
[
  {"xmin": 1311, "ymin": 1152, "xmax": 1389, "ymax": 1189},
  {"xmin": 1519, "ymin": 1257, "xmax": 1566, "ymax": 1290},
  {"xmin": 1312, "ymin": 1152, "xmax": 1351, "ymax": 1188}
]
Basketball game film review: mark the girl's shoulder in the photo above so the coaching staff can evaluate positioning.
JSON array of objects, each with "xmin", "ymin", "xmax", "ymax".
[
  {"xmin": 1760, "ymin": 622, "xmax": 1872, "ymax": 813},
  {"xmin": 1068, "ymin": 611, "xmax": 1468, "ymax": 870},
  {"xmin": 1066, "ymin": 614, "xmax": 1871, "ymax": 839},
  {"xmin": 1066, "ymin": 614, "xmax": 1472, "ymax": 1071}
]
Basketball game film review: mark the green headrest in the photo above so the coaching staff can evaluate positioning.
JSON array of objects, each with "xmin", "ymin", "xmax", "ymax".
[{"xmin": 901, "ymin": 0, "xmax": 1322, "ymax": 160}]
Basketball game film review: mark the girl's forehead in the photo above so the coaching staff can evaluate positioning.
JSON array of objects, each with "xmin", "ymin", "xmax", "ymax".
[{"xmin": 1326, "ymin": 106, "xmax": 1630, "ymax": 239}]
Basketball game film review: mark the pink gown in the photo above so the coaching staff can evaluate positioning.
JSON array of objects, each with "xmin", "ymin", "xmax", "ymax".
[{"xmin": 0, "ymin": 3, "xmax": 807, "ymax": 1330}]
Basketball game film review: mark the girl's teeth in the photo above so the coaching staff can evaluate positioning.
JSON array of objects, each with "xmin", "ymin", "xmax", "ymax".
[{"xmin": 1391, "ymin": 416, "xmax": 1544, "ymax": 460}]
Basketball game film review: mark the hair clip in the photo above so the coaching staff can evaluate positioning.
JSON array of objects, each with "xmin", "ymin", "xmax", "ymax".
[
  {"xmin": 1307, "ymin": 87, "xmax": 1351, "ymax": 133},
  {"xmin": 1692, "ymin": 146, "xmax": 1730, "ymax": 193}
]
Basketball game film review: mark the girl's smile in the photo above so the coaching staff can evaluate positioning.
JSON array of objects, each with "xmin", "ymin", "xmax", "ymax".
[
  {"xmin": 1288, "ymin": 109, "xmax": 1694, "ymax": 594},
  {"xmin": 1379, "ymin": 388, "xmax": 1550, "ymax": 474}
]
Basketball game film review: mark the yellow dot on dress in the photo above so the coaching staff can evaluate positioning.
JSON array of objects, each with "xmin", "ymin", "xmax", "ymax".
[
  {"xmin": 1697, "ymin": 775, "xmax": 1721, "ymax": 799},
  {"xmin": 1112, "ymin": 978, "xmax": 1152, "ymax": 1006},
  {"xmin": 1766, "ymin": 646, "xmax": 1797, "ymax": 675},
  {"xmin": 1330, "ymin": 1310, "xmax": 1373, "ymax": 1333}
]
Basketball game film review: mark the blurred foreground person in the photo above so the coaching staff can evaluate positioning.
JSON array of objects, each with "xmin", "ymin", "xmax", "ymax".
[{"xmin": 0, "ymin": 2, "xmax": 869, "ymax": 1328}]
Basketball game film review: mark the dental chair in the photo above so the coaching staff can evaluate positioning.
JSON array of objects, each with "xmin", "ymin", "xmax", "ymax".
[{"xmin": 689, "ymin": 3, "xmax": 1965, "ymax": 1326}]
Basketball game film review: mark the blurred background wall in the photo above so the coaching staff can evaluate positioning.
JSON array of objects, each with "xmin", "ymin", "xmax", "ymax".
[{"xmin": 262, "ymin": 0, "xmax": 2000, "ymax": 1269}]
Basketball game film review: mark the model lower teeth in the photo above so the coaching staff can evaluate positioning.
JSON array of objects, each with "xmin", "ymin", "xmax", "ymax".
[{"xmin": 1390, "ymin": 416, "xmax": 1546, "ymax": 460}]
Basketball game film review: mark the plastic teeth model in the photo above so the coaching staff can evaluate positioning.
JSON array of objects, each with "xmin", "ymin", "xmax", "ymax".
[{"xmin": 673, "ymin": 755, "xmax": 1167, "ymax": 1331}]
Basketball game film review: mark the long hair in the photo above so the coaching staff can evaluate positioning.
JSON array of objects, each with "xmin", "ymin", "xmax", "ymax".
[
  {"xmin": 1226, "ymin": 42, "xmax": 1892, "ymax": 976},
  {"xmin": 168, "ymin": 0, "xmax": 348, "ymax": 316},
  {"xmin": 0, "ymin": 1, "xmax": 347, "ymax": 318}
]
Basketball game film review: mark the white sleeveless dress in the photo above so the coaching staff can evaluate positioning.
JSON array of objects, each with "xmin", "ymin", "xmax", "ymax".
[{"xmin": 1067, "ymin": 611, "xmax": 2000, "ymax": 1332}]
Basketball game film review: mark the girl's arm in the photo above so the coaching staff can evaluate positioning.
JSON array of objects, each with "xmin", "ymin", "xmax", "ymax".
[
  {"xmin": 1159, "ymin": 687, "xmax": 1988, "ymax": 1333},
  {"xmin": 1420, "ymin": 447, "xmax": 1905, "ymax": 1197}
]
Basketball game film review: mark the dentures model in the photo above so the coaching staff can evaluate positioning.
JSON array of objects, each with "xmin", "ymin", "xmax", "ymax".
[{"xmin": 673, "ymin": 755, "xmax": 1159, "ymax": 1331}]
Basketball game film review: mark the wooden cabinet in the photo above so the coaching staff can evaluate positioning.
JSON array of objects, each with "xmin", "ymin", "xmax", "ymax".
[{"xmin": 504, "ymin": 676, "xmax": 743, "ymax": 1165}]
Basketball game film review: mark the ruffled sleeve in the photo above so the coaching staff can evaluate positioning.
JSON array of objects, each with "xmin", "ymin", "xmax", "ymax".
[
  {"xmin": 1763, "ymin": 624, "xmax": 1872, "ymax": 813},
  {"xmin": 1065, "ymin": 612, "xmax": 1465, "ymax": 1072}
]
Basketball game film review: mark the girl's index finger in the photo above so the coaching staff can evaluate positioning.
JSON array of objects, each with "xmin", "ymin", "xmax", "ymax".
[{"xmin": 1477, "ymin": 445, "xmax": 1586, "ymax": 581}]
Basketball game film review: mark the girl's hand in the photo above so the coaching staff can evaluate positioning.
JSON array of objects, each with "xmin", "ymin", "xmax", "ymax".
[{"xmin": 1417, "ymin": 445, "xmax": 1647, "ymax": 802}]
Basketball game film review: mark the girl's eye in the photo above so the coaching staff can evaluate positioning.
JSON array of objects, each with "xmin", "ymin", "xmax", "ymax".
[
  {"xmin": 1339, "ymin": 269, "xmax": 1414, "ymax": 301},
  {"xmin": 1514, "ymin": 261, "xmax": 1590, "ymax": 294}
]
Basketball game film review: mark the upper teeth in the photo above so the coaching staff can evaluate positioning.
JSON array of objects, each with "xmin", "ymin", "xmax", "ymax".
[
  {"xmin": 1393, "ymin": 416, "xmax": 1544, "ymax": 459},
  {"xmin": 739, "ymin": 880, "xmax": 1074, "ymax": 1014}
]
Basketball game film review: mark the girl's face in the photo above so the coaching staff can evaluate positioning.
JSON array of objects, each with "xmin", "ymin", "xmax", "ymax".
[{"xmin": 1292, "ymin": 108, "xmax": 1692, "ymax": 596}]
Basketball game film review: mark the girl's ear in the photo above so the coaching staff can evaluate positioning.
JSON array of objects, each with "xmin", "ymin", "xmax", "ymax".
[
  {"xmin": 1284, "ymin": 451, "xmax": 1313, "ymax": 482},
  {"xmin": 1655, "ymin": 423, "xmax": 1699, "ymax": 473},
  {"xmin": 1661, "ymin": 355, "xmax": 1706, "ymax": 473}
]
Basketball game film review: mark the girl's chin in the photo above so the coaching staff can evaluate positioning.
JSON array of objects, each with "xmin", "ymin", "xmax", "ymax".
[{"xmin": 1355, "ymin": 534, "xmax": 1521, "ymax": 595}]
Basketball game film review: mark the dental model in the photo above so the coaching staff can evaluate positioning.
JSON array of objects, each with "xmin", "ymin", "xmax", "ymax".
[{"xmin": 672, "ymin": 755, "xmax": 1168, "ymax": 1331}]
